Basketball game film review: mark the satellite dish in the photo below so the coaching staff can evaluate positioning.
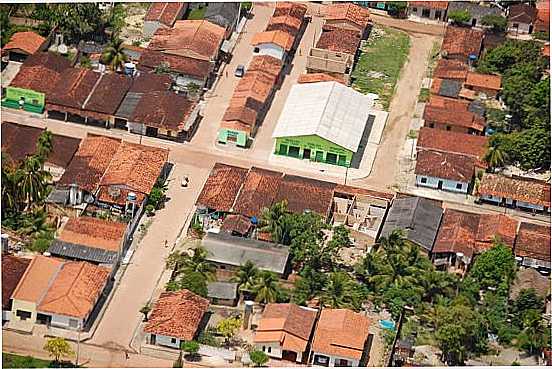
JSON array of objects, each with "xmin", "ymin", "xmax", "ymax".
[{"xmin": 58, "ymin": 44, "xmax": 68, "ymax": 54}]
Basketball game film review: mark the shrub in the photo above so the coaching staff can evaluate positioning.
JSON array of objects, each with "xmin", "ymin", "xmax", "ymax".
[
  {"xmin": 448, "ymin": 10, "xmax": 471, "ymax": 24},
  {"xmin": 249, "ymin": 350, "xmax": 269, "ymax": 367}
]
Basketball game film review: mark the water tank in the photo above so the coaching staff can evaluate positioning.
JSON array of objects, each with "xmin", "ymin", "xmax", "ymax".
[
  {"xmin": 123, "ymin": 62, "xmax": 136, "ymax": 76},
  {"xmin": 127, "ymin": 192, "xmax": 137, "ymax": 202},
  {"xmin": 243, "ymin": 300, "xmax": 255, "ymax": 329}
]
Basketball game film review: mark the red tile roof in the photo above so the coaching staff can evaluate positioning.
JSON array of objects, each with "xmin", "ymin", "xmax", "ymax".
[
  {"xmin": 442, "ymin": 26, "xmax": 484, "ymax": 59},
  {"xmin": 474, "ymin": 214, "xmax": 518, "ymax": 253},
  {"xmin": 129, "ymin": 73, "xmax": 172, "ymax": 93},
  {"xmin": 222, "ymin": 105, "xmax": 258, "ymax": 127},
  {"xmin": 144, "ymin": 289, "xmax": 209, "ymax": 340},
  {"xmin": 543, "ymin": 43, "xmax": 550, "ymax": 57},
  {"xmin": 535, "ymin": 0, "xmax": 550, "ymax": 32},
  {"xmin": 251, "ymin": 30, "xmax": 295, "ymax": 51},
  {"xmin": 149, "ymin": 20, "xmax": 225, "ymax": 61},
  {"xmin": 1, "ymin": 121, "xmax": 81, "ymax": 169},
  {"xmin": 254, "ymin": 303, "xmax": 317, "ymax": 353},
  {"xmin": 508, "ymin": 3, "xmax": 537, "ymax": 24},
  {"xmin": 427, "ymin": 95, "xmax": 469, "ymax": 111},
  {"xmin": 316, "ymin": 26, "xmax": 360, "ymax": 55},
  {"xmin": 433, "ymin": 59, "xmax": 469, "ymax": 81},
  {"xmin": 478, "ymin": 173, "xmax": 551, "ymax": 208},
  {"xmin": 409, "ymin": 1, "xmax": 449, "ymax": 10},
  {"xmin": 233, "ymin": 70, "xmax": 277, "ymax": 107},
  {"xmin": 130, "ymin": 91, "xmax": 197, "ymax": 131},
  {"xmin": 415, "ymin": 150, "xmax": 476, "ymax": 182},
  {"xmin": 220, "ymin": 120, "xmax": 254, "ymax": 135},
  {"xmin": 3, "ymin": 31, "xmax": 45, "ymax": 55},
  {"xmin": 267, "ymin": 15, "xmax": 303, "ymax": 36},
  {"xmin": 417, "ymin": 127, "xmax": 488, "ymax": 159},
  {"xmin": 423, "ymin": 105, "xmax": 485, "ymax": 131},
  {"xmin": 58, "ymin": 216, "xmax": 126, "ymax": 252},
  {"xmin": 515, "ymin": 222, "xmax": 551, "ymax": 262},
  {"xmin": 145, "ymin": 2, "xmax": 186, "ymax": 27},
  {"xmin": 297, "ymin": 73, "xmax": 345, "ymax": 84},
  {"xmin": 273, "ymin": 2, "xmax": 308, "ymax": 19},
  {"xmin": 2, "ymin": 255, "xmax": 31, "ymax": 309},
  {"xmin": 9, "ymin": 52, "xmax": 72, "ymax": 95},
  {"xmin": 324, "ymin": 3, "xmax": 371, "ymax": 30},
  {"xmin": 84, "ymin": 73, "xmax": 133, "ymax": 115},
  {"xmin": 220, "ymin": 214, "xmax": 252, "ymax": 235},
  {"xmin": 233, "ymin": 167, "xmax": 284, "ymax": 218},
  {"xmin": 248, "ymin": 55, "xmax": 283, "ymax": 78},
  {"xmin": 38, "ymin": 261, "xmax": 110, "ymax": 319},
  {"xmin": 138, "ymin": 49, "xmax": 212, "ymax": 79},
  {"xmin": 47, "ymin": 68, "xmax": 101, "ymax": 109},
  {"xmin": 274, "ymin": 174, "xmax": 336, "ymax": 216},
  {"xmin": 195, "ymin": 163, "xmax": 249, "ymax": 212},
  {"xmin": 11, "ymin": 255, "xmax": 64, "ymax": 304},
  {"xmin": 465, "ymin": 72, "xmax": 502, "ymax": 91},
  {"xmin": 312, "ymin": 309, "xmax": 370, "ymax": 361}
]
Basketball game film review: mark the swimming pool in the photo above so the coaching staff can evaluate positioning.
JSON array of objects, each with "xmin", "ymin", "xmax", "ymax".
[{"xmin": 379, "ymin": 319, "xmax": 396, "ymax": 330}]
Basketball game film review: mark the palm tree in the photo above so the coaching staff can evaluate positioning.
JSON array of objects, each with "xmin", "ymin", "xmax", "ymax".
[
  {"xmin": 320, "ymin": 272, "xmax": 359, "ymax": 309},
  {"xmin": 420, "ymin": 270, "xmax": 458, "ymax": 304},
  {"xmin": 167, "ymin": 247, "xmax": 216, "ymax": 282},
  {"xmin": 259, "ymin": 200, "xmax": 289, "ymax": 243},
  {"xmin": 521, "ymin": 310, "xmax": 548, "ymax": 355},
  {"xmin": 1, "ymin": 155, "xmax": 20, "ymax": 215},
  {"xmin": 20, "ymin": 207, "xmax": 54, "ymax": 237},
  {"xmin": 231, "ymin": 260, "xmax": 259, "ymax": 298},
  {"xmin": 253, "ymin": 271, "xmax": 281, "ymax": 304},
  {"xmin": 484, "ymin": 145, "xmax": 508, "ymax": 171},
  {"xmin": 36, "ymin": 130, "xmax": 53, "ymax": 161},
  {"xmin": 101, "ymin": 35, "xmax": 128, "ymax": 71},
  {"xmin": 19, "ymin": 155, "xmax": 52, "ymax": 209}
]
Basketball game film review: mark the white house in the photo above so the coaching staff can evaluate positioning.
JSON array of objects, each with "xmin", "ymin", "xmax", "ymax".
[
  {"xmin": 415, "ymin": 150, "xmax": 476, "ymax": 194},
  {"xmin": 251, "ymin": 30, "xmax": 293, "ymax": 61},
  {"xmin": 2, "ymin": 255, "xmax": 30, "ymax": 322}
]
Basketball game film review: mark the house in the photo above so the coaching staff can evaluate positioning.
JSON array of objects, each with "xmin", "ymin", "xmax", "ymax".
[
  {"xmin": 48, "ymin": 216, "xmax": 128, "ymax": 266},
  {"xmin": 379, "ymin": 196, "xmax": 443, "ymax": 254},
  {"xmin": 144, "ymin": 289, "xmax": 209, "ymax": 349},
  {"xmin": 1, "ymin": 122, "xmax": 81, "ymax": 181},
  {"xmin": 207, "ymin": 282, "xmax": 238, "ymax": 307},
  {"xmin": 10, "ymin": 256, "xmax": 110, "ymax": 330},
  {"xmin": 254, "ymin": 303, "xmax": 318, "ymax": 363},
  {"xmin": 464, "ymin": 72, "xmax": 501, "ymax": 97},
  {"xmin": 3, "ymin": 52, "xmax": 72, "ymax": 113},
  {"xmin": 535, "ymin": 0, "xmax": 550, "ymax": 33},
  {"xmin": 422, "ymin": 103, "xmax": 485, "ymax": 134},
  {"xmin": 441, "ymin": 26, "xmax": 484, "ymax": 63},
  {"xmin": 252, "ymin": 30, "xmax": 295, "ymax": 61},
  {"xmin": 431, "ymin": 209, "xmax": 518, "ymax": 273},
  {"xmin": 297, "ymin": 73, "xmax": 345, "ymax": 85},
  {"xmin": 425, "ymin": 95, "xmax": 486, "ymax": 118},
  {"xmin": 415, "ymin": 150, "xmax": 479, "ymax": 193},
  {"xmin": 416, "ymin": 127, "xmax": 488, "ymax": 159},
  {"xmin": 306, "ymin": 26, "xmax": 360, "ymax": 83},
  {"xmin": 515, "ymin": 222, "xmax": 551, "ymax": 273},
  {"xmin": 143, "ymin": 2, "xmax": 188, "ymax": 37},
  {"xmin": 433, "ymin": 59, "xmax": 468, "ymax": 81},
  {"xmin": 272, "ymin": 81, "xmax": 377, "ymax": 167},
  {"xmin": 509, "ymin": 267, "xmax": 550, "ymax": 300},
  {"xmin": 430, "ymin": 78, "xmax": 463, "ymax": 99},
  {"xmin": 2, "ymin": 255, "xmax": 31, "ymax": 322},
  {"xmin": 204, "ymin": 2, "xmax": 241, "ymax": 38},
  {"xmin": 477, "ymin": 173, "xmax": 551, "ymax": 213},
  {"xmin": 408, "ymin": 2, "xmax": 449, "ymax": 22},
  {"xmin": 447, "ymin": 2, "xmax": 503, "ymax": 28},
  {"xmin": 310, "ymin": 309, "xmax": 372, "ymax": 367},
  {"xmin": 2, "ymin": 31, "xmax": 46, "ymax": 62},
  {"xmin": 323, "ymin": 3, "xmax": 371, "ymax": 39},
  {"xmin": 507, "ymin": 3, "xmax": 537, "ymax": 34},
  {"xmin": 129, "ymin": 91, "xmax": 201, "ymax": 141},
  {"xmin": 200, "ymin": 232, "xmax": 290, "ymax": 277}
]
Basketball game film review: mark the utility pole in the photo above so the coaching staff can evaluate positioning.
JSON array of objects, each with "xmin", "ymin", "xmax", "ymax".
[
  {"xmin": 387, "ymin": 305, "xmax": 413, "ymax": 367},
  {"xmin": 76, "ymin": 322, "xmax": 81, "ymax": 367}
]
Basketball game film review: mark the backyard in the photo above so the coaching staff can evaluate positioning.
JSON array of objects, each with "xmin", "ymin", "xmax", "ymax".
[{"xmin": 351, "ymin": 25, "xmax": 411, "ymax": 110}]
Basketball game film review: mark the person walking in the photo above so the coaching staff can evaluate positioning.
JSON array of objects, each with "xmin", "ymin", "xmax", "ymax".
[{"xmin": 164, "ymin": 240, "xmax": 168, "ymax": 248}]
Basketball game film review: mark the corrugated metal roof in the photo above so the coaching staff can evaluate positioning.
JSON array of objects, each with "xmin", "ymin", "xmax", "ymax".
[
  {"xmin": 207, "ymin": 281, "xmax": 238, "ymax": 300},
  {"xmin": 380, "ymin": 196, "xmax": 443, "ymax": 252},
  {"xmin": 48, "ymin": 240, "xmax": 118, "ymax": 264},
  {"xmin": 272, "ymin": 81, "xmax": 375, "ymax": 152}
]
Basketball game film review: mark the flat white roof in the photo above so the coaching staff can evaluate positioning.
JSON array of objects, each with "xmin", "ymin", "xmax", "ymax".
[{"xmin": 272, "ymin": 81, "xmax": 375, "ymax": 152}]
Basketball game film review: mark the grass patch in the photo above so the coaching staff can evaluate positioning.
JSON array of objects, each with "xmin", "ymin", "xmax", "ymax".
[
  {"xmin": 418, "ymin": 88, "xmax": 430, "ymax": 102},
  {"xmin": 351, "ymin": 25, "xmax": 410, "ymax": 110},
  {"xmin": 427, "ymin": 40, "xmax": 442, "ymax": 77},
  {"xmin": 3, "ymin": 353, "xmax": 51, "ymax": 368},
  {"xmin": 187, "ymin": 6, "xmax": 206, "ymax": 20}
]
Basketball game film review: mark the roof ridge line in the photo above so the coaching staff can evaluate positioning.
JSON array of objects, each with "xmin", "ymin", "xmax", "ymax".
[
  {"xmin": 36, "ymin": 260, "xmax": 66, "ymax": 307},
  {"xmin": 82, "ymin": 72, "xmax": 104, "ymax": 110}
]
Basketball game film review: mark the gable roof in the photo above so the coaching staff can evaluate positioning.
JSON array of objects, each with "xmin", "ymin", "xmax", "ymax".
[
  {"xmin": 129, "ymin": 73, "xmax": 172, "ymax": 93},
  {"xmin": 255, "ymin": 303, "xmax": 317, "ymax": 353},
  {"xmin": 204, "ymin": 2, "xmax": 240, "ymax": 29},
  {"xmin": 478, "ymin": 173, "xmax": 551, "ymax": 207},
  {"xmin": 273, "ymin": 2, "xmax": 308, "ymax": 19},
  {"xmin": 430, "ymin": 78, "xmax": 463, "ymax": 98},
  {"xmin": 380, "ymin": 196, "xmax": 443, "ymax": 252},
  {"xmin": 233, "ymin": 167, "xmax": 284, "ymax": 218},
  {"xmin": 508, "ymin": 3, "xmax": 537, "ymax": 24},
  {"xmin": 251, "ymin": 30, "xmax": 295, "ymax": 51},
  {"xmin": 138, "ymin": 49, "xmax": 212, "ymax": 79},
  {"xmin": 195, "ymin": 163, "xmax": 249, "ymax": 211},
  {"xmin": 409, "ymin": 1, "xmax": 449, "ymax": 10},
  {"xmin": 535, "ymin": 0, "xmax": 550, "ymax": 32},
  {"xmin": 312, "ymin": 309, "xmax": 370, "ymax": 360},
  {"xmin": 442, "ymin": 26, "xmax": 484, "ymax": 59},
  {"xmin": 316, "ymin": 26, "xmax": 361, "ymax": 55},
  {"xmin": 2, "ymin": 255, "xmax": 31, "ymax": 309},
  {"xmin": 433, "ymin": 59, "xmax": 469, "ymax": 81},
  {"xmin": 272, "ymin": 81, "xmax": 375, "ymax": 152},
  {"xmin": 324, "ymin": 3, "xmax": 371, "ymax": 30},
  {"xmin": 130, "ymin": 91, "xmax": 197, "ymax": 131},
  {"xmin": 417, "ymin": 127, "xmax": 488, "ymax": 159},
  {"xmin": 83, "ymin": 73, "xmax": 133, "ymax": 115},
  {"xmin": 47, "ymin": 68, "xmax": 101, "ymax": 109},
  {"xmin": 9, "ymin": 52, "xmax": 72, "ymax": 95},
  {"xmin": 465, "ymin": 72, "xmax": 502, "ymax": 91},
  {"xmin": 1, "ymin": 121, "xmax": 81, "ymax": 169},
  {"xmin": 3, "ymin": 31, "xmax": 45, "ymax": 55},
  {"xmin": 11, "ymin": 255, "xmax": 64, "ymax": 304},
  {"xmin": 144, "ymin": 289, "xmax": 209, "ymax": 340},
  {"xmin": 415, "ymin": 150, "xmax": 476, "ymax": 183},
  {"xmin": 56, "ymin": 216, "xmax": 126, "ymax": 253},
  {"xmin": 37, "ymin": 261, "xmax": 110, "ymax": 319},
  {"xmin": 274, "ymin": 174, "xmax": 336, "ymax": 216},
  {"xmin": 266, "ymin": 15, "xmax": 303, "ymax": 35},
  {"xmin": 149, "ymin": 20, "xmax": 225, "ymax": 61},
  {"xmin": 145, "ymin": 2, "xmax": 186, "ymax": 27},
  {"xmin": 514, "ymin": 222, "xmax": 551, "ymax": 263},
  {"xmin": 423, "ymin": 104, "xmax": 485, "ymax": 131}
]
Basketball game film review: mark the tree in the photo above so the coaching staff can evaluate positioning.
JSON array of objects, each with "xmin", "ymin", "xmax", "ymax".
[
  {"xmin": 231, "ymin": 260, "xmax": 259, "ymax": 298},
  {"xmin": 320, "ymin": 272, "xmax": 364, "ymax": 310},
  {"xmin": 512, "ymin": 289, "xmax": 545, "ymax": 327},
  {"xmin": 36, "ymin": 130, "xmax": 53, "ymax": 161},
  {"xmin": 43, "ymin": 337, "xmax": 74, "ymax": 363},
  {"xmin": 249, "ymin": 350, "xmax": 269, "ymax": 367},
  {"xmin": 166, "ymin": 271, "xmax": 209, "ymax": 297},
  {"xmin": 140, "ymin": 302, "xmax": 151, "ymax": 322},
  {"xmin": 387, "ymin": 2, "xmax": 407, "ymax": 17},
  {"xmin": 518, "ymin": 309, "xmax": 549, "ymax": 355},
  {"xmin": 253, "ymin": 271, "xmax": 283, "ymax": 304},
  {"xmin": 34, "ymin": 4, "xmax": 105, "ymax": 43},
  {"xmin": 484, "ymin": 145, "xmax": 508, "ymax": 170},
  {"xmin": 180, "ymin": 340, "xmax": 200, "ymax": 361},
  {"xmin": 19, "ymin": 155, "xmax": 52, "ymax": 209},
  {"xmin": 101, "ymin": 35, "xmax": 128, "ymax": 71},
  {"xmin": 167, "ymin": 247, "xmax": 216, "ymax": 283},
  {"xmin": 216, "ymin": 317, "xmax": 242, "ymax": 344},
  {"xmin": 186, "ymin": 82, "xmax": 200, "ymax": 95},
  {"xmin": 481, "ymin": 14, "xmax": 507, "ymax": 32},
  {"xmin": 467, "ymin": 241, "xmax": 516, "ymax": 290},
  {"xmin": 259, "ymin": 200, "xmax": 289, "ymax": 244},
  {"xmin": 154, "ymin": 62, "xmax": 170, "ymax": 74},
  {"xmin": 447, "ymin": 10, "xmax": 471, "ymax": 25}
]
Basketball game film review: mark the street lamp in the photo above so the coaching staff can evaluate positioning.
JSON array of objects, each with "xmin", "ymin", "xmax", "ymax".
[
  {"xmin": 387, "ymin": 305, "xmax": 414, "ymax": 367},
  {"xmin": 75, "ymin": 321, "xmax": 82, "ymax": 367}
]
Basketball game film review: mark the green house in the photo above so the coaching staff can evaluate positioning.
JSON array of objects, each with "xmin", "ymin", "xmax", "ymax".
[
  {"xmin": 1, "ymin": 86, "xmax": 45, "ymax": 114},
  {"xmin": 272, "ymin": 81, "xmax": 375, "ymax": 167}
]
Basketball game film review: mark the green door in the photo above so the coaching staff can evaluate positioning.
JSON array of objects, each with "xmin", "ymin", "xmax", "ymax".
[
  {"xmin": 288, "ymin": 146, "xmax": 300, "ymax": 158},
  {"xmin": 279, "ymin": 144, "xmax": 288, "ymax": 155},
  {"xmin": 338, "ymin": 155, "xmax": 347, "ymax": 167},
  {"xmin": 326, "ymin": 153, "xmax": 337, "ymax": 165},
  {"xmin": 315, "ymin": 151, "xmax": 324, "ymax": 162}
]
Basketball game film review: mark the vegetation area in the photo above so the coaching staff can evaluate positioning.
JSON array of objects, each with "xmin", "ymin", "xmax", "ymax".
[
  {"xmin": 477, "ymin": 40, "xmax": 550, "ymax": 171},
  {"xmin": 352, "ymin": 26, "xmax": 410, "ymax": 110},
  {"xmin": 2, "ymin": 130, "xmax": 56, "ymax": 252},
  {"xmin": 186, "ymin": 6, "xmax": 206, "ymax": 20},
  {"xmin": 3, "ymin": 353, "xmax": 51, "ymax": 368}
]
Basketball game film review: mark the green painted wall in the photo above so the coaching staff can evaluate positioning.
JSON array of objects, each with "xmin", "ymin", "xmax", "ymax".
[
  {"xmin": 274, "ymin": 135, "xmax": 353, "ymax": 167},
  {"xmin": 218, "ymin": 128, "xmax": 248, "ymax": 147},
  {"xmin": 5, "ymin": 87, "xmax": 45, "ymax": 108}
]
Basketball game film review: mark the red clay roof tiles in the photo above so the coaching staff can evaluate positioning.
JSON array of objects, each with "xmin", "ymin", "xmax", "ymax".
[
  {"xmin": 324, "ymin": 3, "xmax": 371, "ymax": 30},
  {"xmin": 3, "ymin": 31, "xmax": 45, "ymax": 55},
  {"xmin": 47, "ymin": 68, "xmax": 101, "ymax": 109},
  {"xmin": 409, "ymin": 1, "xmax": 449, "ymax": 10},
  {"xmin": 195, "ymin": 163, "xmax": 249, "ymax": 212},
  {"xmin": 130, "ymin": 91, "xmax": 197, "ymax": 131},
  {"xmin": 138, "ymin": 49, "xmax": 212, "ymax": 79},
  {"xmin": 442, "ymin": 26, "xmax": 484, "ymax": 60},
  {"xmin": 58, "ymin": 216, "xmax": 126, "ymax": 252},
  {"xmin": 433, "ymin": 59, "xmax": 469, "ymax": 81},
  {"xmin": 515, "ymin": 222, "xmax": 551, "ymax": 262},
  {"xmin": 465, "ymin": 72, "xmax": 502, "ymax": 91},
  {"xmin": 423, "ymin": 105, "xmax": 485, "ymax": 131},
  {"xmin": 316, "ymin": 26, "xmax": 360, "ymax": 55},
  {"xmin": 84, "ymin": 73, "xmax": 132, "ymax": 115},
  {"xmin": 233, "ymin": 167, "xmax": 284, "ymax": 218},
  {"xmin": 2, "ymin": 255, "xmax": 31, "ymax": 309},
  {"xmin": 297, "ymin": 73, "xmax": 345, "ymax": 84},
  {"xmin": 415, "ymin": 150, "xmax": 476, "ymax": 182},
  {"xmin": 478, "ymin": 173, "xmax": 551, "ymax": 208},
  {"xmin": 417, "ymin": 127, "xmax": 488, "ymax": 159},
  {"xmin": 145, "ymin": 2, "xmax": 186, "ymax": 26},
  {"xmin": 129, "ymin": 73, "xmax": 172, "ymax": 93}
]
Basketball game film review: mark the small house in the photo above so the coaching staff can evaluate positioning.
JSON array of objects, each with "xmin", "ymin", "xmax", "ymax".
[
  {"xmin": 408, "ymin": 1, "xmax": 449, "ymax": 22},
  {"xmin": 508, "ymin": 3, "xmax": 537, "ymax": 34},
  {"xmin": 447, "ymin": 2, "xmax": 503, "ymax": 28},
  {"xmin": 204, "ymin": 2, "xmax": 241, "ymax": 38},
  {"xmin": 207, "ymin": 282, "xmax": 238, "ymax": 306},
  {"xmin": 2, "ymin": 31, "xmax": 46, "ymax": 62},
  {"xmin": 441, "ymin": 26, "xmax": 484, "ymax": 63},
  {"xmin": 143, "ymin": 2, "xmax": 188, "ymax": 38},
  {"xmin": 2, "ymin": 255, "xmax": 31, "ymax": 322},
  {"xmin": 464, "ymin": 72, "xmax": 501, "ymax": 98},
  {"xmin": 415, "ymin": 150, "xmax": 478, "ymax": 193},
  {"xmin": 323, "ymin": 3, "xmax": 371, "ymax": 39},
  {"xmin": 514, "ymin": 222, "xmax": 551, "ymax": 273}
]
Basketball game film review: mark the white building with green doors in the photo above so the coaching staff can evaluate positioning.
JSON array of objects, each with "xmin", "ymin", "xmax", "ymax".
[{"xmin": 272, "ymin": 81, "xmax": 375, "ymax": 167}]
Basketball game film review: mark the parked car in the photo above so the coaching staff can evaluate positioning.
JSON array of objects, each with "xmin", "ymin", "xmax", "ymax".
[{"xmin": 235, "ymin": 64, "xmax": 245, "ymax": 77}]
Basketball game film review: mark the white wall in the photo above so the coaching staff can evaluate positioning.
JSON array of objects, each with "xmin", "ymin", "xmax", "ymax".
[
  {"xmin": 508, "ymin": 22, "xmax": 532, "ymax": 34},
  {"xmin": 3, "ymin": 310, "xmax": 11, "ymax": 321},
  {"xmin": 44, "ymin": 313, "xmax": 83, "ymax": 330},
  {"xmin": 128, "ymin": 121, "xmax": 146, "ymax": 135},
  {"xmin": 416, "ymin": 175, "xmax": 469, "ymax": 193},
  {"xmin": 256, "ymin": 342, "xmax": 283, "ymax": 359},
  {"xmin": 154, "ymin": 333, "xmax": 181, "ymax": 349},
  {"xmin": 312, "ymin": 352, "xmax": 359, "ymax": 367},
  {"xmin": 255, "ymin": 43, "xmax": 285, "ymax": 61}
]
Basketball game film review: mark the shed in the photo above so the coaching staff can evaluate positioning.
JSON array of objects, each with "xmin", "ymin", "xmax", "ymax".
[{"xmin": 207, "ymin": 281, "xmax": 238, "ymax": 306}]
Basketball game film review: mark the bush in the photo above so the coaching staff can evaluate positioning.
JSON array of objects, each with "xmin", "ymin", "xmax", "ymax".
[
  {"xmin": 533, "ymin": 31, "xmax": 549, "ymax": 41},
  {"xmin": 448, "ymin": 10, "xmax": 471, "ymax": 24},
  {"xmin": 418, "ymin": 88, "xmax": 430, "ymax": 102},
  {"xmin": 145, "ymin": 204, "xmax": 155, "ymax": 216},
  {"xmin": 29, "ymin": 231, "xmax": 55, "ymax": 253},
  {"xmin": 249, "ymin": 350, "xmax": 269, "ymax": 367}
]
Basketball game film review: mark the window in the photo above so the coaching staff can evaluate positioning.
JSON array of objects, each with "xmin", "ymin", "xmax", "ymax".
[
  {"xmin": 456, "ymin": 183, "xmax": 463, "ymax": 190},
  {"xmin": 278, "ymin": 144, "xmax": 288, "ymax": 155},
  {"xmin": 69, "ymin": 319, "xmax": 79, "ymax": 328},
  {"xmin": 314, "ymin": 355, "xmax": 330, "ymax": 366},
  {"xmin": 16, "ymin": 310, "xmax": 31, "ymax": 321},
  {"xmin": 288, "ymin": 146, "xmax": 300, "ymax": 158},
  {"xmin": 435, "ymin": 10, "xmax": 442, "ymax": 20},
  {"xmin": 315, "ymin": 151, "xmax": 324, "ymax": 162},
  {"xmin": 268, "ymin": 347, "xmax": 272, "ymax": 353},
  {"xmin": 412, "ymin": 7, "xmax": 417, "ymax": 12},
  {"xmin": 422, "ymin": 8, "xmax": 430, "ymax": 17},
  {"xmin": 338, "ymin": 155, "xmax": 347, "ymax": 166},
  {"xmin": 254, "ymin": 47, "xmax": 260, "ymax": 53},
  {"xmin": 420, "ymin": 177, "xmax": 427, "ymax": 184},
  {"xmin": 513, "ymin": 23, "xmax": 519, "ymax": 29},
  {"xmin": 446, "ymin": 125, "xmax": 451, "ymax": 131},
  {"xmin": 262, "ymin": 346, "xmax": 266, "ymax": 352},
  {"xmin": 326, "ymin": 152, "xmax": 337, "ymax": 165},
  {"xmin": 171, "ymin": 338, "xmax": 177, "ymax": 344},
  {"xmin": 428, "ymin": 123, "xmax": 435, "ymax": 128}
]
